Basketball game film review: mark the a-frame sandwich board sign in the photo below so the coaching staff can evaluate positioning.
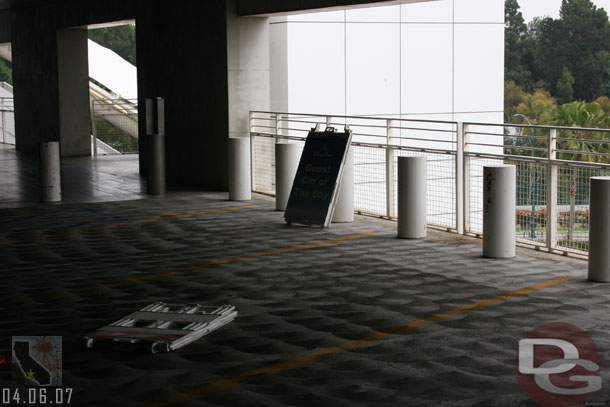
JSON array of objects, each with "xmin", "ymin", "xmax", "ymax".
[{"xmin": 284, "ymin": 126, "xmax": 352, "ymax": 228}]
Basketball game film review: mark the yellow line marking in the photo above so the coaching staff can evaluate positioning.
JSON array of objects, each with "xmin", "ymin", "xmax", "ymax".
[
  {"xmin": 0, "ymin": 205, "xmax": 253, "ymax": 245},
  {"xmin": 153, "ymin": 275, "xmax": 576, "ymax": 406},
  {"xmin": 0, "ymin": 232, "xmax": 376, "ymax": 311}
]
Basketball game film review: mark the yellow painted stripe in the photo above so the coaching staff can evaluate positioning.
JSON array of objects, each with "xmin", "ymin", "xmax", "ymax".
[
  {"xmin": 153, "ymin": 275, "xmax": 576, "ymax": 406},
  {"xmin": 0, "ymin": 232, "xmax": 376, "ymax": 311},
  {"xmin": 0, "ymin": 205, "xmax": 253, "ymax": 245}
]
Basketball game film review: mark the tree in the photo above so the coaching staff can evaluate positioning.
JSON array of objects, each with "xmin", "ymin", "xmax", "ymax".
[
  {"xmin": 538, "ymin": 0, "xmax": 610, "ymax": 101},
  {"xmin": 505, "ymin": 0, "xmax": 536, "ymax": 90},
  {"xmin": 0, "ymin": 57, "xmax": 12, "ymax": 85},
  {"xmin": 549, "ymin": 101, "xmax": 610, "ymax": 241},
  {"xmin": 515, "ymin": 90, "xmax": 556, "ymax": 124},
  {"xmin": 89, "ymin": 25, "xmax": 136, "ymax": 66},
  {"xmin": 594, "ymin": 96, "xmax": 610, "ymax": 115},
  {"xmin": 555, "ymin": 67, "xmax": 574, "ymax": 104},
  {"xmin": 504, "ymin": 80, "xmax": 525, "ymax": 123}
]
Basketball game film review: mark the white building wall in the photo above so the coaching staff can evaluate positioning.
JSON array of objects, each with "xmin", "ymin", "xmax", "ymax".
[
  {"xmin": 270, "ymin": 0, "xmax": 504, "ymax": 124},
  {"xmin": 268, "ymin": 0, "xmax": 505, "ymax": 227}
]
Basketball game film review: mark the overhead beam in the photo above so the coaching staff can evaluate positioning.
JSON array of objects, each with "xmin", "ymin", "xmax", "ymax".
[{"xmin": 236, "ymin": 0, "xmax": 436, "ymax": 16}]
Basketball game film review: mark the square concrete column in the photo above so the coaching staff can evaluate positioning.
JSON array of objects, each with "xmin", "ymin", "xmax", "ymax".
[{"xmin": 57, "ymin": 28, "xmax": 91, "ymax": 157}]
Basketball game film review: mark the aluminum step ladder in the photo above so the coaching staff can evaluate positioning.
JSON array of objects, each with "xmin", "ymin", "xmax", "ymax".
[{"xmin": 83, "ymin": 301, "xmax": 237, "ymax": 353}]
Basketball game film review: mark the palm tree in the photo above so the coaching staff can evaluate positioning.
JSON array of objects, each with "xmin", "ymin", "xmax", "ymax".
[{"xmin": 549, "ymin": 101, "xmax": 610, "ymax": 242}]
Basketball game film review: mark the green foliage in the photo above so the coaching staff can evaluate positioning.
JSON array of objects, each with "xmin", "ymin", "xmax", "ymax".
[
  {"xmin": 594, "ymin": 96, "xmax": 610, "ymax": 114},
  {"xmin": 555, "ymin": 67, "xmax": 574, "ymax": 104},
  {"xmin": 515, "ymin": 90, "xmax": 556, "ymax": 124},
  {"xmin": 505, "ymin": 0, "xmax": 536, "ymax": 90},
  {"xmin": 0, "ymin": 57, "xmax": 12, "ymax": 85},
  {"xmin": 550, "ymin": 101, "xmax": 609, "ymax": 162},
  {"xmin": 504, "ymin": 80, "xmax": 525, "ymax": 122},
  {"xmin": 505, "ymin": 0, "xmax": 610, "ymax": 102},
  {"xmin": 88, "ymin": 25, "xmax": 136, "ymax": 66}
]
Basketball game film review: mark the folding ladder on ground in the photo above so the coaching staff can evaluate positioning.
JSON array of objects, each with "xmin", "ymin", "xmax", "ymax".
[{"xmin": 83, "ymin": 301, "xmax": 237, "ymax": 353}]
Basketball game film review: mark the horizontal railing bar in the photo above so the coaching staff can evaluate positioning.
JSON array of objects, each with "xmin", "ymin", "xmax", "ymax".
[
  {"xmin": 331, "ymin": 122, "xmax": 388, "ymax": 130},
  {"xmin": 251, "ymin": 125, "xmax": 275, "ymax": 130},
  {"xmin": 555, "ymin": 149, "xmax": 610, "ymax": 157},
  {"xmin": 465, "ymin": 152, "xmax": 610, "ymax": 169},
  {"xmin": 281, "ymin": 118, "xmax": 326, "ymax": 125},
  {"xmin": 555, "ymin": 137, "xmax": 610, "ymax": 144},
  {"xmin": 250, "ymin": 110, "xmax": 459, "ymax": 126},
  {"xmin": 251, "ymin": 132, "xmax": 305, "ymax": 142},
  {"xmin": 465, "ymin": 121, "xmax": 610, "ymax": 133},
  {"xmin": 396, "ymin": 136, "xmax": 456, "ymax": 145},
  {"xmin": 468, "ymin": 142, "xmax": 546, "ymax": 152},
  {"xmin": 277, "ymin": 126, "xmax": 311, "ymax": 133},
  {"xmin": 394, "ymin": 126, "xmax": 456, "ymax": 134},
  {"xmin": 351, "ymin": 132, "xmax": 386, "ymax": 138}
]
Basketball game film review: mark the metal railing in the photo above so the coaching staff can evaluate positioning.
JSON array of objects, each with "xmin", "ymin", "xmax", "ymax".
[
  {"xmin": 0, "ymin": 97, "xmax": 15, "ymax": 145},
  {"xmin": 250, "ymin": 111, "xmax": 610, "ymax": 257},
  {"xmin": 0, "ymin": 96, "xmax": 139, "ymax": 155},
  {"xmin": 91, "ymin": 98, "xmax": 139, "ymax": 155}
]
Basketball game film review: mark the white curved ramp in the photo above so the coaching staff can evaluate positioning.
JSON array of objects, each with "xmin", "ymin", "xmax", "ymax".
[{"xmin": 87, "ymin": 39, "xmax": 137, "ymax": 100}]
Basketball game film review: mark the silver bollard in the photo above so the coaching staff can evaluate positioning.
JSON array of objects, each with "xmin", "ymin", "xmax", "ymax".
[
  {"xmin": 275, "ymin": 142, "xmax": 300, "ymax": 211},
  {"xmin": 228, "ymin": 137, "xmax": 251, "ymax": 201},
  {"xmin": 397, "ymin": 156, "xmax": 426, "ymax": 239},
  {"xmin": 146, "ymin": 97, "xmax": 165, "ymax": 195},
  {"xmin": 39, "ymin": 141, "xmax": 61, "ymax": 202},
  {"xmin": 482, "ymin": 165, "xmax": 516, "ymax": 258},
  {"xmin": 332, "ymin": 148, "xmax": 354, "ymax": 223},
  {"xmin": 588, "ymin": 176, "xmax": 610, "ymax": 282}
]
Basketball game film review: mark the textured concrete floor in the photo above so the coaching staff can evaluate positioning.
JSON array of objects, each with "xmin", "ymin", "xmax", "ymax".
[
  {"xmin": 1, "ymin": 147, "xmax": 609, "ymax": 406},
  {"xmin": 0, "ymin": 144, "xmax": 145, "ymax": 208}
]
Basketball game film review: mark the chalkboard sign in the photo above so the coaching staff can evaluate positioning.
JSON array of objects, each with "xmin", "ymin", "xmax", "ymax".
[{"xmin": 284, "ymin": 127, "xmax": 352, "ymax": 227}]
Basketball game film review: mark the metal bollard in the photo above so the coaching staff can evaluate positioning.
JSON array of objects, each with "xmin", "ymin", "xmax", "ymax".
[
  {"xmin": 588, "ymin": 176, "xmax": 610, "ymax": 282},
  {"xmin": 397, "ymin": 156, "xmax": 427, "ymax": 238},
  {"xmin": 275, "ymin": 142, "xmax": 300, "ymax": 211},
  {"xmin": 482, "ymin": 165, "xmax": 516, "ymax": 258},
  {"xmin": 332, "ymin": 148, "xmax": 354, "ymax": 223},
  {"xmin": 39, "ymin": 141, "xmax": 61, "ymax": 202},
  {"xmin": 146, "ymin": 97, "xmax": 165, "ymax": 195},
  {"xmin": 228, "ymin": 137, "xmax": 251, "ymax": 201}
]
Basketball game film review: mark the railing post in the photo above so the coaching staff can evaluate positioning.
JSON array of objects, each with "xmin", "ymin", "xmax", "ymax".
[
  {"xmin": 90, "ymin": 100, "xmax": 98, "ymax": 156},
  {"xmin": 386, "ymin": 119, "xmax": 395, "ymax": 218},
  {"xmin": 275, "ymin": 113, "xmax": 281, "ymax": 143},
  {"xmin": 1, "ymin": 98, "xmax": 6, "ymax": 144},
  {"xmin": 462, "ymin": 123, "xmax": 471, "ymax": 233},
  {"xmin": 456, "ymin": 122, "xmax": 464, "ymax": 234},
  {"xmin": 547, "ymin": 128, "xmax": 558, "ymax": 250},
  {"xmin": 249, "ymin": 111, "xmax": 254, "ymax": 192},
  {"xmin": 326, "ymin": 116, "xmax": 332, "ymax": 129}
]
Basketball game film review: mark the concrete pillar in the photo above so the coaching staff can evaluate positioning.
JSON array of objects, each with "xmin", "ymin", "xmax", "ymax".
[
  {"xmin": 227, "ymin": 0, "xmax": 270, "ymax": 142},
  {"xmin": 397, "ymin": 156, "xmax": 427, "ymax": 239},
  {"xmin": 136, "ymin": 1, "xmax": 230, "ymax": 188},
  {"xmin": 275, "ymin": 142, "xmax": 300, "ymax": 211},
  {"xmin": 57, "ymin": 28, "xmax": 91, "ymax": 157},
  {"xmin": 482, "ymin": 165, "xmax": 516, "ymax": 258},
  {"xmin": 228, "ymin": 137, "xmax": 251, "ymax": 201},
  {"xmin": 588, "ymin": 177, "xmax": 610, "ymax": 282},
  {"xmin": 11, "ymin": 12, "xmax": 60, "ymax": 153},
  {"xmin": 146, "ymin": 98, "xmax": 165, "ymax": 195},
  {"xmin": 332, "ymin": 148, "xmax": 354, "ymax": 223},
  {"xmin": 39, "ymin": 141, "xmax": 61, "ymax": 202}
]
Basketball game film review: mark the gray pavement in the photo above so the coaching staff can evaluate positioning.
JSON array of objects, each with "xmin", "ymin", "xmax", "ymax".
[{"xmin": 0, "ymin": 146, "xmax": 609, "ymax": 406}]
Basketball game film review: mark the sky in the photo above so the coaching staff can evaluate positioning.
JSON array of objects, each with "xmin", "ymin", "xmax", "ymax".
[{"xmin": 518, "ymin": 0, "xmax": 610, "ymax": 23}]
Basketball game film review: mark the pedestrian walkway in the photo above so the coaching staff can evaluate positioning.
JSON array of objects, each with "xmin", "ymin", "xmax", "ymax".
[
  {"xmin": 0, "ymin": 144, "xmax": 145, "ymax": 208},
  {"xmin": 0, "ymin": 187, "xmax": 607, "ymax": 406}
]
